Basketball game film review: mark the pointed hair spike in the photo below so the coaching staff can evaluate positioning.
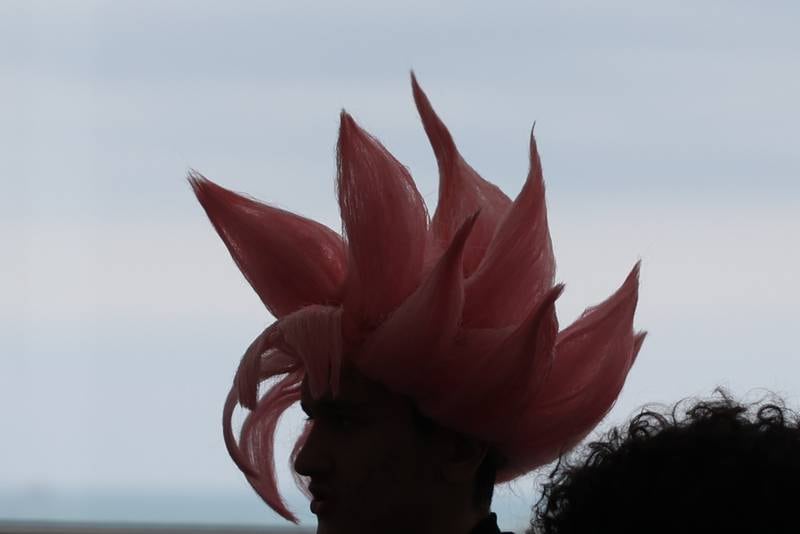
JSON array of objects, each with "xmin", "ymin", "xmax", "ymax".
[
  {"xmin": 339, "ymin": 109, "xmax": 355, "ymax": 130},
  {"xmin": 189, "ymin": 173, "xmax": 347, "ymax": 318},
  {"xmin": 411, "ymin": 72, "xmax": 458, "ymax": 172},
  {"xmin": 555, "ymin": 260, "xmax": 641, "ymax": 355},
  {"xmin": 630, "ymin": 258, "xmax": 642, "ymax": 279},
  {"xmin": 462, "ymin": 132, "xmax": 555, "ymax": 328},
  {"xmin": 503, "ymin": 281, "xmax": 564, "ymax": 397},
  {"xmin": 491, "ymin": 262, "xmax": 642, "ymax": 479},
  {"xmin": 550, "ymin": 282, "xmax": 566, "ymax": 302},
  {"xmin": 336, "ymin": 112, "xmax": 429, "ymax": 327},
  {"xmin": 529, "ymin": 124, "xmax": 539, "ymax": 160},
  {"xmin": 632, "ymin": 330, "xmax": 648, "ymax": 364},
  {"xmin": 412, "ymin": 74, "xmax": 512, "ymax": 275}
]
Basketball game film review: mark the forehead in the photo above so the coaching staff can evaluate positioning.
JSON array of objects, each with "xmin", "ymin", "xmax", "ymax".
[{"xmin": 300, "ymin": 366, "xmax": 412, "ymax": 414}]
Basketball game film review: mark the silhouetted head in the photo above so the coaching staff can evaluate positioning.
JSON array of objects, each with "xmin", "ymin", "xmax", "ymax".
[
  {"xmin": 529, "ymin": 390, "xmax": 800, "ymax": 534},
  {"xmin": 191, "ymin": 72, "xmax": 644, "ymax": 529},
  {"xmin": 294, "ymin": 366, "xmax": 500, "ymax": 534}
]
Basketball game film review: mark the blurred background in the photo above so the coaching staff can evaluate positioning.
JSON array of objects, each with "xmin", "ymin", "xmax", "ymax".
[{"xmin": 1, "ymin": 1, "xmax": 799, "ymax": 532}]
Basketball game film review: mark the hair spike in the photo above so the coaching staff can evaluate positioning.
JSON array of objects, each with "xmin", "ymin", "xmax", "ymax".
[
  {"xmin": 501, "ymin": 263, "xmax": 642, "ymax": 477},
  {"xmin": 336, "ymin": 111, "xmax": 429, "ymax": 329},
  {"xmin": 411, "ymin": 72, "xmax": 512, "ymax": 276},
  {"xmin": 463, "ymin": 131, "xmax": 555, "ymax": 328},
  {"xmin": 188, "ymin": 172, "xmax": 346, "ymax": 318}
]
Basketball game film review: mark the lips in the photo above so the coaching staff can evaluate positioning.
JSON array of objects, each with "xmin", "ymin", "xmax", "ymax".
[{"xmin": 308, "ymin": 483, "xmax": 335, "ymax": 515}]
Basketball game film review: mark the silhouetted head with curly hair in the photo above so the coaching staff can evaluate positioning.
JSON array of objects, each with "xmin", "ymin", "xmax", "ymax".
[{"xmin": 530, "ymin": 390, "xmax": 800, "ymax": 534}]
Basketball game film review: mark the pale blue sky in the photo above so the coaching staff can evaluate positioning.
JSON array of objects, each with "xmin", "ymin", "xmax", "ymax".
[{"xmin": 1, "ymin": 1, "xmax": 799, "ymax": 530}]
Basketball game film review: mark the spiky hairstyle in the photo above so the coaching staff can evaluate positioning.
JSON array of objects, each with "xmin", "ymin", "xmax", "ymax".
[{"xmin": 189, "ymin": 73, "xmax": 645, "ymax": 523}]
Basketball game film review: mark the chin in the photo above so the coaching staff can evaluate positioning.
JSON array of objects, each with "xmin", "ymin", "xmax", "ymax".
[{"xmin": 315, "ymin": 520, "xmax": 345, "ymax": 534}]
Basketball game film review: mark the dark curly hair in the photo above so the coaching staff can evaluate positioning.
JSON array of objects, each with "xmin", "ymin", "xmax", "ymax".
[{"xmin": 529, "ymin": 389, "xmax": 800, "ymax": 534}]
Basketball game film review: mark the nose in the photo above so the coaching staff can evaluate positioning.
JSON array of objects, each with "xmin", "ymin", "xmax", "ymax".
[{"xmin": 293, "ymin": 421, "xmax": 331, "ymax": 477}]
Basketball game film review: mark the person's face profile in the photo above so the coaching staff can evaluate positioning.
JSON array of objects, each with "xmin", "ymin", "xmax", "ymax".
[{"xmin": 294, "ymin": 368, "xmax": 438, "ymax": 534}]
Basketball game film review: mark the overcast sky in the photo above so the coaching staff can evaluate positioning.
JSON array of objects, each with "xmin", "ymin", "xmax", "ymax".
[{"xmin": 2, "ymin": 1, "xmax": 799, "ymax": 530}]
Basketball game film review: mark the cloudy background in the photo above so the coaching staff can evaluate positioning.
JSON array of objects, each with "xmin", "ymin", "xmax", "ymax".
[{"xmin": 2, "ymin": 1, "xmax": 798, "ymax": 531}]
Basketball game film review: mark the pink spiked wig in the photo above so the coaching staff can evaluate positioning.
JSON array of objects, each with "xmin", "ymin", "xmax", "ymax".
[{"xmin": 190, "ymin": 73, "xmax": 646, "ymax": 523}]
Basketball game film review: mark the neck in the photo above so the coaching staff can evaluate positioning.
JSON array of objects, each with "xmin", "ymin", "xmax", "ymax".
[{"xmin": 426, "ymin": 505, "xmax": 492, "ymax": 534}]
